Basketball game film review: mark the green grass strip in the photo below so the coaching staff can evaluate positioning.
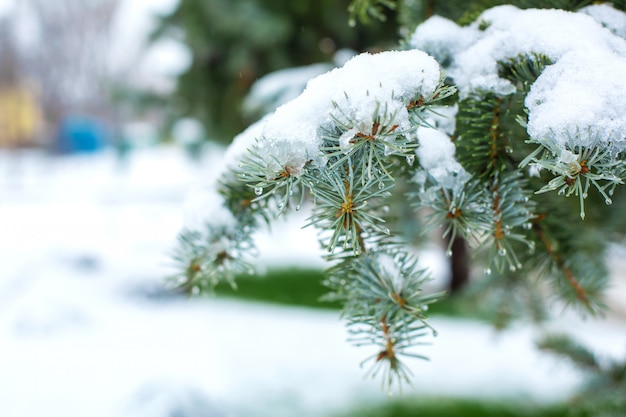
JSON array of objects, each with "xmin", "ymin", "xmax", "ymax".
[
  {"xmin": 216, "ymin": 268, "xmax": 491, "ymax": 321},
  {"xmin": 333, "ymin": 397, "xmax": 571, "ymax": 417},
  {"xmin": 216, "ymin": 268, "xmax": 341, "ymax": 310}
]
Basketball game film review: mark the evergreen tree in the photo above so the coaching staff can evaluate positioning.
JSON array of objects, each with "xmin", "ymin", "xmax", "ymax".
[
  {"xmin": 151, "ymin": 0, "xmax": 399, "ymax": 143},
  {"xmin": 169, "ymin": 0, "xmax": 626, "ymax": 395}
]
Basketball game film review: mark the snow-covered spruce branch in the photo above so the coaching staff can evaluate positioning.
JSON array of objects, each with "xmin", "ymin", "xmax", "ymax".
[
  {"xmin": 410, "ymin": 4, "xmax": 626, "ymax": 315},
  {"xmin": 171, "ymin": 49, "xmax": 453, "ymax": 391},
  {"xmin": 171, "ymin": 5, "xmax": 626, "ymax": 390}
]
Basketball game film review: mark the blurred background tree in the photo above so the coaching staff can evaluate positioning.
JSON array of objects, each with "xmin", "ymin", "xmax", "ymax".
[{"xmin": 150, "ymin": 0, "xmax": 401, "ymax": 143}]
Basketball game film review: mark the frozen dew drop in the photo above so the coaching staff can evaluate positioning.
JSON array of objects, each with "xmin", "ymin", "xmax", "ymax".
[
  {"xmin": 406, "ymin": 154, "xmax": 415, "ymax": 166},
  {"xmin": 383, "ymin": 227, "xmax": 391, "ymax": 235},
  {"xmin": 445, "ymin": 249, "xmax": 453, "ymax": 257},
  {"xmin": 582, "ymin": 192, "xmax": 588, "ymax": 198},
  {"xmin": 498, "ymin": 247, "xmax": 507, "ymax": 257},
  {"xmin": 378, "ymin": 181, "xmax": 385, "ymax": 190},
  {"xmin": 605, "ymin": 197, "xmax": 612, "ymax": 205},
  {"xmin": 295, "ymin": 204, "xmax": 301, "ymax": 211},
  {"xmin": 278, "ymin": 202, "xmax": 285, "ymax": 209},
  {"xmin": 382, "ymin": 205, "xmax": 390, "ymax": 214},
  {"xmin": 523, "ymin": 222, "xmax": 532, "ymax": 230},
  {"xmin": 558, "ymin": 188, "xmax": 566, "ymax": 196},
  {"xmin": 509, "ymin": 265, "xmax": 516, "ymax": 272},
  {"xmin": 422, "ymin": 304, "xmax": 429, "ymax": 312},
  {"xmin": 432, "ymin": 329, "xmax": 439, "ymax": 337},
  {"xmin": 484, "ymin": 267, "xmax": 492, "ymax": 276},
  {"xmin": 254, "ymin": 187, "xmax": 263, "ymax": 196},
  {"xmin": 289, "ymin": 189, "xmax": 294, "ymax": 196}
]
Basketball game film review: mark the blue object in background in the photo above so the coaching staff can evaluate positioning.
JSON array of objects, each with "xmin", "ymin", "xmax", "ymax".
[{"xmin": 56, "ymin": 116, "xmax": 107, "ymax": 153}]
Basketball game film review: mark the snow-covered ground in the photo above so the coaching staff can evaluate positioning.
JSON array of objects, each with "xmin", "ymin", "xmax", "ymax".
[{"xmin": 1, "ymin": 146, "xmax": 625, "ymax": 417}]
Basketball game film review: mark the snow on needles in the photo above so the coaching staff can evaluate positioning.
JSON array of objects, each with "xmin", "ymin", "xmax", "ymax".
[
  {"xmin": 185, "ymin": 51, "xmax": 442, "ymax": 231},
  {"xmin": 410, "ymin": 5, "xmax": 626, "ymax": 150},
  {"xmin": 416, "ymin": 127, "xmax": 467, "ymax": 189},
  {"xmin": 256, "ymin": 50, "xmax": 441, "ymax": 175}
]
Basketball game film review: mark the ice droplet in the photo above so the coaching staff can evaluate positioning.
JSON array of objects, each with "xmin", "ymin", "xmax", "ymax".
[
  {"xmin": 406, "ymin": 154, "xmax": 415, "ymax": 166},
  {"xmin": 289, "ymin": 189, "xmax": 294, "ymax": 196},
  {"xmin": 382, "ymin": 205, "xmax": 390, "ymax": 214},
  {"xmin": 498, "ymin": 247, "xmax": 507, "ymax": 257},
  {"xmin": 523, "ymin": 222, "xmax": 532, "ymax": 230},
  {"xmin": 383, "ymin": 227, "xmax": 390, "ymax": 235},
  {"xmin": 254, "ymin": 187, "xmax": 263, "ymax": 196},
  {"xmin": 378, "ymin": 181, "xmax": 385, "ymax": 190},
  {"xmin": 295, "ymin": 204, "xmax": 301, "ymax": 211},
  {"xmin": 422, "ymin": 304, "xmax": 429, "ymax": 312},
  {"xmin": 509, "ymin": 265, "xmax": 517, "ymax": 272},
  {"xmin": 605, "ymin": 198, "xmax": 612, "ymax": 205},
  {"xmin": 484, "ymin": 267, "xmax": 492, "ymax": 275},
  {"xmin": 445, "ymin": 249, "xmax": 452, "ymax": 257}
]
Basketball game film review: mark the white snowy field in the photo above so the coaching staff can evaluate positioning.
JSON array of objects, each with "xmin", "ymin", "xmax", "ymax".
[{"xmin": 1, "ymin": 146, "xmax": 625, "ymax": 417}]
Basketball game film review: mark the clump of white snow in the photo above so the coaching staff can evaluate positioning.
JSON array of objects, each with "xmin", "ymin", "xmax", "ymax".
[
  {"xmin": 410, "ymin": 5, "xmax": 626, "ymax": 150},
  {"xmin": 526, "ymin": 50, "xmax": 626, "ymax": 149},
  {"xmin": 415, "ymin": 127, "xmax": 467, "ymax": 188},
  {"xmin": 580, "ymin": 4, "xmax": 626, "ymax": 38},
  {"xmin": 256, "ymin": 50, "xmax": 442, "ymax": 176},
  {"xmin": 410, "ymin": 15, "xmax": 478, "ymax": 67}
]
